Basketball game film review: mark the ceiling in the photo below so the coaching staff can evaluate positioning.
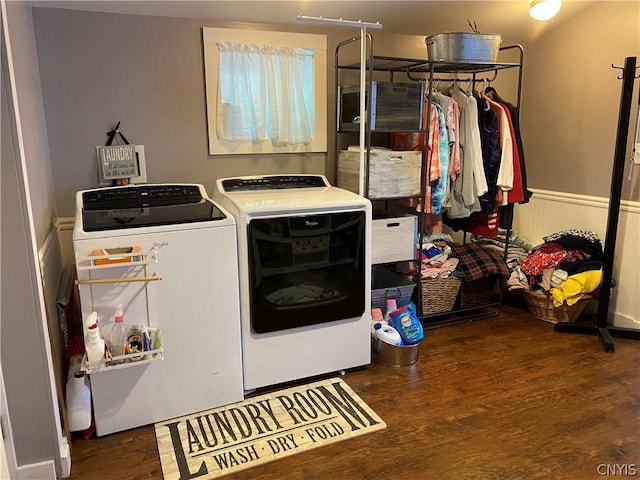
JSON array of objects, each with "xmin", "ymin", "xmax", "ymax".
[{"xmin": 29, "ymin": 0, "xmax": 600, "ymax": 44}]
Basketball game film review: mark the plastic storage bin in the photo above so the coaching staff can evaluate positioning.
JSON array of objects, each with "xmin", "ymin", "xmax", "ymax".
[{"xmin": 371, "ymin": 266, "xmax": 416, "ymax": 309}]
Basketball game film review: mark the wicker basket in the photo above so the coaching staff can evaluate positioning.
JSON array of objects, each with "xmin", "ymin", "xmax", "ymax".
[
  {"xmin": 460, "ymin": 275, "xmax": 501, "ymax": 308},
  {"xmin": 420, "ymin": 276, "xmax": 462, "ymax": 315},
  {"xmin": 523, "ymin": 290, "xmax": 591, "ymax": 324}
]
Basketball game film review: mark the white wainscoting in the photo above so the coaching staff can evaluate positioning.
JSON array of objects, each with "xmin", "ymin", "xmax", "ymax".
[
  {"xmin": 37, "ymin": 224, "xmax": 71, "ymax": 477},
  {"xmin": 38, "ymin": 225, "xmax": 65, "ymax": 385},
  {"xmin": 58, "ymin": 201, "xmax": 639, "ymax": 330},
  {"xmin": 55, "ymin": 217, "xmax": 75, "ymax": 267},
  {"xmin": 513, "ymin": 189, "xmax": 639, "ymax": 329}
]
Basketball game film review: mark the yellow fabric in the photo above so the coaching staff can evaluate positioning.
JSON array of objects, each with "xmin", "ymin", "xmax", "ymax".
[{"xmin": 551, "ymin": 269, "xmax": 603, "ymax": 307}]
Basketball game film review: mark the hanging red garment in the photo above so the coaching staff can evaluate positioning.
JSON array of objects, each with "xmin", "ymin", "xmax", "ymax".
[
  {"xmin": 501, "ymin": 107, "xmax": 525, "ymax": 204},
  {"xmin": 464, "ymin": 208, "xmax": 500, "ymax": 237}
]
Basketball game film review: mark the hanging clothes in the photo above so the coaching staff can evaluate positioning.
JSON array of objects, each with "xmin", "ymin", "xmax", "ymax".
[
  {"xmin": 452, "ymin": 85, "xmax": 488, "ymax": 199},
  {"xmin": 485, "ymin": 86, "xmax": 532, "ymax": 203},
  {"xmin": 464, "ymin": 207, "xmax": 501, "ymax": 237},
  {"xmin": 431, "ymin": 100, "xmax": 450, "ymax": 215},
  {"xmin": 433, "ymin": 91, "xmax": 461, "ymax": 181},
  {"xmin": 500, "ymin": 106, "xmax": 525, "ymax": 204},
  {"xmin": 475, "ymin": 93, "xmax": 502, "ymax": 214},
  {"xmin": 449, "ymin": 97, "xmax": 462, "ymax": 181},
  {"xmin": 443, "ymin": 84, "xmax": 488, "ymax": 222},
  {"xmin": 483, "ymin": 95, "xmax": 514, "ymax": 205},
  {"xmin": 390, "ymin": 97, "xmax": 449, "ymax": 215}
]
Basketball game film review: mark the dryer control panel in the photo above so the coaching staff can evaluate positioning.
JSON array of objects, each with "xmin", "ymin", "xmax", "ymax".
[{"xmin": 220, "ymin": 175, "xmax": 328, "ymax": 192}]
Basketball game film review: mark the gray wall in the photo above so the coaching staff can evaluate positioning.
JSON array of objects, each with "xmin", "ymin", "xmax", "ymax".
[
  {"xmin": 33, "ymin": 4, "xmax": 639, "ymax": 221},
  {"xmin": 32, "ymin": 7, "xmax": 524, "ymax": 218},
  {"xmin": 1, "ymin": 3, "xmax": 59, "ymax": 473},
  {"xmin": 32, "ymin": 8, "xmax": 334, "ymax": 217},
  {"xmin": 3, "ymin": 1, "xmax": 56, "ymax": 244},
  {"xmin": 521, "ymin": 1, "xmax": 639, "ymax": 201}
]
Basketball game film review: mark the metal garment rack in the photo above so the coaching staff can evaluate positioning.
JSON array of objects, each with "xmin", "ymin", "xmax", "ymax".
[
  {"xmin": 335, "ymin": 38, "xmax": 525, "ymax": 329},
  {"xmin": 554, "ymin": 56, "xmax": 640, "ymax": 352},
  {"xmin": 299, "ymin": 15, "xmax": 382, "ymax": 197},
  {"xmin": 411, "ymin": 45, "xmax": 524, "ymax": 329}
]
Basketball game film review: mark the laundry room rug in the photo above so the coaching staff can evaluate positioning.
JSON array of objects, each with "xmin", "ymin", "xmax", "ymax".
[{"xmin": 154, "ymin": 377, "xmax": 386, "ymax": 479}]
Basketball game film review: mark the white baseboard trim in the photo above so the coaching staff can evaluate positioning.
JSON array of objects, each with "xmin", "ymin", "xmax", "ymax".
[
  {"xmin": 15, "ymin": 460, "xmax": 56, "ymax": 480},
  {"xmin": 59, "ymin": 438, "xmax": 71, "ymax": 478},
  {"xmin": 612, "ymin": 313, "xmax": 640, "ymax": 330}
]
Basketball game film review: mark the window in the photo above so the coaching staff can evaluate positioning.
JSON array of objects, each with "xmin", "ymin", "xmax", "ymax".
[
  {"xmin": 217, "ymin": 42, "xmax": 314, "ymax": 146},
  {"xmin": 203, "ymin": 28, "xmax": 327, "ymax": 155}
]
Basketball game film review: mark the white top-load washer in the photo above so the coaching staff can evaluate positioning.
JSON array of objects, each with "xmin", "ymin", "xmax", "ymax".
[
  {"xmin": 73, "ymin": 184, "xmax": 244, "ymax": 436},
  {"xmin": 214, "ymin": 174, "xmax": 372, "ymax": 391}
]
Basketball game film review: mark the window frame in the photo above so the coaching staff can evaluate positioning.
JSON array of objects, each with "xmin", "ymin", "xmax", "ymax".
[{"xmin": 203, "ymin": 27, "xmax": 327, "ymax": 155}]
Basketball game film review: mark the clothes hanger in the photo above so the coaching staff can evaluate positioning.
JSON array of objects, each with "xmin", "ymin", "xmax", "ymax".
[
  {"xmin": 458, "ymin": 78, "xmax": 472, "ymax": 96},
  {"xmin": 443, "ymin": 80, "xmax": 455, "ymax": 96}
]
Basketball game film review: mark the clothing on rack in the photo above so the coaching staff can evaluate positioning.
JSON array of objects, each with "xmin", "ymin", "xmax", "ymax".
[
  {"xmin": 476, "ymin": 94, "xmax": 502, "ymax": 214},
  {"xmin": 485, "ymin": 86, "xmax": 532, "ymax": 203},
  {"xmin": 452, "ymin": 85, "xmax": 488, "ymax": 199},
  {"xmin": 390, "ymin": 99, "xmax": 443, "ymax": 214},
  {"xmin": 499, "ymin": 106, "xmax": 526, "ymax": 204},
  {"xmin": 441, "ymin": 87, "xmax": 528, "ymax": 237},
  {"xmin": 389, "ymin": 81, "xmax": 529, "ymax": 240},
  {"xmin": 484, "ymin": 94, "xmax": 514, "ymax": 204},
  {"xmin": 431, "ymin": 106, "xmax": 450, "ymax": 214}
]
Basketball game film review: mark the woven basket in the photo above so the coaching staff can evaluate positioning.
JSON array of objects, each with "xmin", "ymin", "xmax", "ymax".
[
  {"xmin": 420, "ymin": 276, "xmax": 462, "ymax": 315},
  {"xmin": 523, "ymin": 290, "xmax": 591, "ymax": 324},
  {"xmin": 460, "ymin": 275, "xmax": 501, "ymax": 308}
]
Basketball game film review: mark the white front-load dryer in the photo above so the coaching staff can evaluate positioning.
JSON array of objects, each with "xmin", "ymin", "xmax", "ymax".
[{"xmin": 214, "ymin": 175, "xmax": 372, "ymax": 391}]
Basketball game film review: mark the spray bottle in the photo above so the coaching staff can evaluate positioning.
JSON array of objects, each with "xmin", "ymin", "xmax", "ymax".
[{"xmin": 84, "ymin": 311, "xmax": 105, "ymax": 366}]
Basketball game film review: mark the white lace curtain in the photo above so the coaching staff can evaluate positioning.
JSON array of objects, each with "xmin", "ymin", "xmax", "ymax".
[{"xmin": 216, "ymin": 42, "xmax": 314, "ymax": 146}]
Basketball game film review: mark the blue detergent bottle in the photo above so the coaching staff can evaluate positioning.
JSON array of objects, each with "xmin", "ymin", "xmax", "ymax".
[{"xmin": 389, "ymin": 305, "xmax": 424, "ymax": 345}]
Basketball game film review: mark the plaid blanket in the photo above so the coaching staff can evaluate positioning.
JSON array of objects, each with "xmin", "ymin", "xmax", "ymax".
[{"xmin": 452, "ymin": 243, "xmax": 510, "ymax": 282}]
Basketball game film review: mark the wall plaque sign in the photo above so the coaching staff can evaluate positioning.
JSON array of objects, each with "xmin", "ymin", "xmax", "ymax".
[{"xmin": 97, "ymin": 145, "xmax": 139, "ymax": 179}]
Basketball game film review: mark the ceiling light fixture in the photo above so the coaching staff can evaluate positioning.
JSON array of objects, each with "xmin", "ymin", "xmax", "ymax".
[{"xmin": 529, "ymin": 0, "xmax": 562, "ymax": 21}]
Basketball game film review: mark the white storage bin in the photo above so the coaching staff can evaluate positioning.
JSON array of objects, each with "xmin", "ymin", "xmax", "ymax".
[
  {"xmin": 337, "ymin": 148, "xmax": 422, "ymax": 199},
  {"xmin": 371, "ymin": 215, "xmax": 417, "ymax": 264}
]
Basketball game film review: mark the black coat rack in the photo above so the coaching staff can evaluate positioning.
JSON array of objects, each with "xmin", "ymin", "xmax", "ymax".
[{"xmin": 554, "ymin": 56, "xmax": 640, "ymax": 352}]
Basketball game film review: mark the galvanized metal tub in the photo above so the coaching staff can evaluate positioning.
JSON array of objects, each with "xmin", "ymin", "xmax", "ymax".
[
  {"xmin": 371, "ymin": 337, "xmax": 422, "ymax": 367},
  {"xmin": 425, "ymin": 32, "xmax": 502, "ymax": 63}
]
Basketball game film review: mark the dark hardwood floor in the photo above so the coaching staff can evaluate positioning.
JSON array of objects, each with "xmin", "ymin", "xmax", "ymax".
[{"xmin": 67, "ymin": 305, "xmax": 640, "ymax": 480}]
